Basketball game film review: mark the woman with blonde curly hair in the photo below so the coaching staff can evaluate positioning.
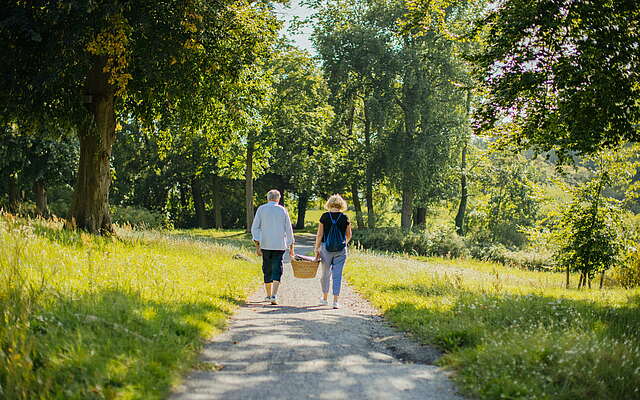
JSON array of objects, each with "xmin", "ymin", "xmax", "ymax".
[{"xmin": 314, "ymin": 194, "xmax": 352, "ymax": 309}]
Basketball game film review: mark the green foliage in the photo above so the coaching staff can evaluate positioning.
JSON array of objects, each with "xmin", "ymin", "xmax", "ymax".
[
  {"xmin": 555, "ymin": 195, "xmax": 622, "ymax": 280},
  {"xmin": 0, "ymin": 1, "xmax": 279, "ymax": 129},
  {"xmin": 467, "ymin": 149, "xmax": 541, "ymax": 247},
  {"xmin": 553, "ymin": 149, "xmax": 638, "ymax": 281},
  {"xmin": 0, "ymin": 0, "xmax": 280, "ymax": 233},
  {"xmin": 474, "ymin": 0, "xmax": 640, "ymax": 156},
  {"xmin": 310, "ymin": 0, "xmax": 471, "ymax": 230},
  {"xmin": 0, "ymin": 216, "xmax": 260, "ymax": 399},
  {"xmin": 346, "ymin": 251, "xmax": 640, "ymax": 400},
  {"xmin": 611, "ymin": 251, "xmax": 640, "ymax": 289},
  {"xmin": 0, "ymin": 127, "xmax": 78, "ymax": 206},
  {"xmin": 260, "ymin": 42, "xmax": 334, "ymax": 224}
]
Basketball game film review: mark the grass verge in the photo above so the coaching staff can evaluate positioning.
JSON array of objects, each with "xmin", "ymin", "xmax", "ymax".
[
  {"xmin": 346, "ymin": 252, "xmax": 640, "ymax": 400},
  {"xmin": 0, "ymin": 216, "xmax": 261, "ymax": 400}
]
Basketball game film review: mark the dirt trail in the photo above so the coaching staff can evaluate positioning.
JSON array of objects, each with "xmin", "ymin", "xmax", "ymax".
[{"xmin": 170, "ymin": 235, "xmax": 465, "ymax": 400}]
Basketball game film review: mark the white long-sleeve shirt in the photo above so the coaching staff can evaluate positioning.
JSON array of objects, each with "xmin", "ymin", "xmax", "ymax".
[{"xmin": 251, "ymin": 201, "xmax": 295, "ymax": 250}]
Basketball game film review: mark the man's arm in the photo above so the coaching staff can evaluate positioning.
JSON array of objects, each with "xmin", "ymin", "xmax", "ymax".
[
  {"xmin": 251, "ymin": 207, "xmax": 262, "ymax": 256},
  {"xmin": 283, "ymin": 209, "xmax": 295, "ymax": 257}
]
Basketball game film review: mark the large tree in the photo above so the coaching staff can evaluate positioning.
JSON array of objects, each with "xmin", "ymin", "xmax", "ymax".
[
  {"xmin": 0, "ymin": 0, "xmax": 278, "ymax": 233},
  {"xmin": 473, "ymin": 0, "xmax": 640, "ymax": 155},
  {"xmin": 311, "ymin": 0, "xmax": 398, "ymax": 228},
  {"xmin": 265, "ymin": 43, "xmax": 333, "ymax": 229}
]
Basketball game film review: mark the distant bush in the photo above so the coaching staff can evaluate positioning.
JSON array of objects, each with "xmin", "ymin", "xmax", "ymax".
[
  {"xmin": 611, "ymin": 251, "xmax": 640, "ymax": 288},
  {"xmin": 353, "ymin": 227, "xmax": 556, "ymax": 271},
  {"xmin": 467, "ymin": 242, "xmax": 555, "ymax": 271},
  {"xmin": 110, "ymin": 206, "xmax": 169, "ymax": 229},
  {"xmin": 352, "ymin": 227, "xmax": 467, "ymax": 258},
  {"xmin": 47, "ymin": 184, "xmax": 74, "ymax": 218}
]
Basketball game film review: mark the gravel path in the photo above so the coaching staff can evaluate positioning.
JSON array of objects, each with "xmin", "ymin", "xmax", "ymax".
[{"xmin": 170, "ymin": 236, "xmax": 465, "ymax": 400}]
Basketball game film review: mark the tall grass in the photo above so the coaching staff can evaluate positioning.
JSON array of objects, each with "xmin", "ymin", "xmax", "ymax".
[
  {"xmin": 346, "ymin": 252, "xmax": 640, "ymax": 400},
  {"xmin": 0, "ymin": 216, "xmax": 261, "ymax": 399}
]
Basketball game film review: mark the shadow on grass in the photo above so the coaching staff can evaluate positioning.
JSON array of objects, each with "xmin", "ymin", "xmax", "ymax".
[{"xmin": 6, "ymin": 287, "xmax": 237, "ymax": 400}]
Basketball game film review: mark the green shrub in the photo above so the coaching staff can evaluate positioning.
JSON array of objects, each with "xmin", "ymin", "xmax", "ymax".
[
  {"xmin": 352, "ymin": 227, "xmax": 467, "ymax": 258},
  {"xmin": 110, "ymin": 205, "xmax": 169, "ymax": 229},
  {"xmin": 468, "ymin": 243, "xmax": 555, "ymax": 271},
  {"xmin": 47, "ymin": 184, "xmax": 74, "ymax": 218}
]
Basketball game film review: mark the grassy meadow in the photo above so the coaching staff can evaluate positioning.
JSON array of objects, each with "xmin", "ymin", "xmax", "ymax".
[
  {"xmin": 3, "ymin": 216, "xmax": 639, "ymax": 400},
  {"xmin": 0, "ymin": 216, "xmax": 261, "ymax": 399},
  {"xmin": 346, "ymin": 251, "xmax": 640, "ymax": 400}
]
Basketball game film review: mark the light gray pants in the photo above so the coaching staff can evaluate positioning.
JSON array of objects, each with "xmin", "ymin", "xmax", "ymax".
[{"xmin": 319, "ymin": 244, "xmax": 348, "ymax": 296}]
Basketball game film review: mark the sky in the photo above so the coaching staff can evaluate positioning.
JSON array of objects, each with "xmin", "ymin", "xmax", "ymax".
[{"xmin": 273, "ymin": 1, "xmax": 316, "ymax": 55}]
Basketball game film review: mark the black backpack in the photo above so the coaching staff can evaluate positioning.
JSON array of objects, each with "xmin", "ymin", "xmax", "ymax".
[{"xmin": 325, "ymin": 213, "xmax": 346, "ymax": 252}]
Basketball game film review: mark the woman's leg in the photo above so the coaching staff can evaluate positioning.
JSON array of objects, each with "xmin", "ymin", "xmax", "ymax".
[
  {"xmin": 319, "ymin": 246, "xmax": 332, "ymax": 300},
  {"xmin": 331, "ymin": 251, "xmax": 347, "ymax": 303}
]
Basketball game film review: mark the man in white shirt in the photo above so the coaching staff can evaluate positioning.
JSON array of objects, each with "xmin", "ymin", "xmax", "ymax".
[{"xmin": 251, "ymin": 189, "xmax": 295, "ymax": 305}]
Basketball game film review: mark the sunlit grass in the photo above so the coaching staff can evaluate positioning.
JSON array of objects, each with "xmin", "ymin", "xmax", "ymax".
[
  {"xmin": 346, "ymin": 252, "xmax": 640, "ymax": 400},
  {"xmin": 0, "ymin": 216, "xmax": 261, "ymax": 400}
]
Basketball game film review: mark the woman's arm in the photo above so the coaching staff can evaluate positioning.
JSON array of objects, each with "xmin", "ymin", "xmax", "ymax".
[
  {"xmin": 345, "ymin": 223, "xmax": 352, "ymax": 244},
  {"xmin": 314, "ymin": 224, "xmax": 324, "ymax": 259}
]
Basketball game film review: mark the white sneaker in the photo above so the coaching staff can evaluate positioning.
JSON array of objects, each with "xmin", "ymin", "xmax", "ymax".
[
  {"xmin": 333, "ymin": 301, "xmax": 340, "ymax": 309},
  {"xmin": 270, "ymin": 295, "xmax": 278, "ymax": 305},
  {"xmin": 319, "ymin": 299, "xmax": 328, "ymax": 306},
  {"xmin": 264, "ymin": 296, "xmax": 272, "ymax": 302}
]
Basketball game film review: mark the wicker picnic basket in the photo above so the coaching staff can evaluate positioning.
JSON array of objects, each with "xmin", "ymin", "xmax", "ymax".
[{"xmin": 291, "ymin": 256, "xmax": 320, "ymax": 279}]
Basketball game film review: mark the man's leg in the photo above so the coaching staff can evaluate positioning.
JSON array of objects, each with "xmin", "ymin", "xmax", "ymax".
[
  {"xmin": 262, "ymin": 250, "xmax": 273, "ymax": 298},
  {"xmin": 271, "ymin": 250, "xmax": 285, "ymax": 297}
]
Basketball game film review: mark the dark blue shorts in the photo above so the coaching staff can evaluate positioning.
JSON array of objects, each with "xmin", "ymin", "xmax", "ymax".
[{"xmin": 261, "ymin": 249, "xmax": 285, "ymax": 283}]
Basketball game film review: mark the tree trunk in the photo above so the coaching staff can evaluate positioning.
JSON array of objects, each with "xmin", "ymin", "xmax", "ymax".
[
  {"xmin": 599, "ymin": 271, "xmax": 605, "ymax": 289},
  {"xmin": 279, "ymin": 187, "xmax": 286, "ymax": 207},
  {"xmin": 578, "ymin": 273, "xmax": 583, "ymax": 289},
  {"xmin": 351, "ymin": 182, "xmax": 364, "ymax": 229},
  {"xmin": 70, "ymin": 57, "xmax": 116, "ymax": 234},
  {"xmin": 363, "ymin": 105, "xmax": 376, "ymax": 228},
  {"xmin": 365, "ymin": 176, "xmax": 375, "ymax": 228},
  {"xmin": 212, "ymin": 175, "xmax": 223, "ymax": 229},
  {"xmin": 34, "ymin": 181, "xmax": 49, "ymax": 217},
  {"xmin": 191, "ymin": 179, "xmax": 207, "ymax": 228},
  {"xmin": 8, "ymin": 174, "xmax": 19, "ymax": 212},
  {"xmin": 295, "ymin": 192, "xmax": 309, "ymax": 230},
  {"xmin": 401, "ymin": 187, "xmax": 414, "ymax": 232},
  {"xmin": 414, "ymin": 207, "xmax": 426, "ymax": 228},
  {"xmin": 455, "ymin": 142, "xmax": 468, "ymax": 236},
  {"xmin": 566, "ymin": 265, "xmax": 570, "ymax": 289},
  {"xmin": 245, "ymin": 139, "xmax": 255, "ymax": 232},
  {"xmin": 456, "ymin": 89, "xmax": 473, "ymax": 236}
]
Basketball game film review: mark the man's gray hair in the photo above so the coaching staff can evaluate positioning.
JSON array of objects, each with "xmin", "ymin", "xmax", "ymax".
[{"xmin": 267, "ymin": 189, "xmax": 281, "ymax": 202}]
